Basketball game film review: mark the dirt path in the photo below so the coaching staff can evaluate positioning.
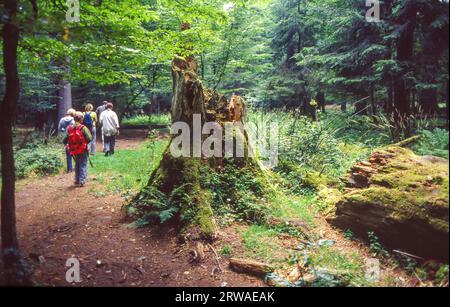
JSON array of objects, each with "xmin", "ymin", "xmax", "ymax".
[{"xmin": 4, "ymin": 130, "xmax": 264, "ymax": 287}]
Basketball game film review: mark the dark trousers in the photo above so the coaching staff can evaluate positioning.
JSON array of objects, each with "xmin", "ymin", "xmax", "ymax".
[
  {"xmin": 104, "ymin": 135, "xmax": 116, "ymax": 154},
  {"xmin": 66, "ymin": 147, "xmax": 73, "ymax": 172}
]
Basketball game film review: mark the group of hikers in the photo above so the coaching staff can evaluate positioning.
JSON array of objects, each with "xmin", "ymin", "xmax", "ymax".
[{"xmin": 58, "ymin": 101, "xmax": 120, "ymax": 187}]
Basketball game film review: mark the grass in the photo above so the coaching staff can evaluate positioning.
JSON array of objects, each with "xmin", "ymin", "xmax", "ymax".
[
  {"xmin": 269, "ymin": 191, "xmax": 316, "ymax": 226},
  {"xmin": 121, "ymin": 114, "xmax": 171, "ymax": 127},
  {"xmin": 89, "ymin": 140, "xmax": 168, "ymax": 197},
  {"xmin": 241, "ymin": 225, "xmax": 289, "ymax": 265},
  {"xmin": 305, "ymin": 245, "xmax": 373, "ymax": 286}
]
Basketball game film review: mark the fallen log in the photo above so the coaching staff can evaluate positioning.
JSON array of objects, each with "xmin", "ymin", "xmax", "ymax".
[
  {"xmin": 393, "ymin": 135, "xmax": 421, "ymax": 147},
  {"xmin": 229, "ymin": 258, "xmax": 274, "ymax": 278}
]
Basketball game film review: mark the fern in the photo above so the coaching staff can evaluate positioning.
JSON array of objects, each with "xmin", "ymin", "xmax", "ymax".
[{"xmin": 159, "ymin": 207, "xmax": 180, "ymax": 224}]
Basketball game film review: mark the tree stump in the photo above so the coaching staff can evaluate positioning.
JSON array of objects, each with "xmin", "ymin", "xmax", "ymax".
[{"xmin": 127, "ymin": 34, "xmax": 267, "ymax": 241}]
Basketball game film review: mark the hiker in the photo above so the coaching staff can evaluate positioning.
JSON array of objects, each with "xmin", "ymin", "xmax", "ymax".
[
  {"xmin": 96, "ymin": 101, "xmax": 108, "ymax": 151},
  {"xmin": 64, "ymin": 112, "xmax": 92, "ymax": 187},
  {"xmin": 99, "ymin": 102, "xmax": 120, "ymax": 156},
  {"xmin": 58, "ymin": 108, "xmax": 76, "ymax": 173},
  {"xmin": 83, "ymin": 103, "xmax": 98, "ymax": 155}
]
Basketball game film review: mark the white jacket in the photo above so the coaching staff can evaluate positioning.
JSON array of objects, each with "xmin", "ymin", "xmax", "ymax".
[{"xmin": 100, "ymin": 109, "xmax": 120, "ymax": 136}]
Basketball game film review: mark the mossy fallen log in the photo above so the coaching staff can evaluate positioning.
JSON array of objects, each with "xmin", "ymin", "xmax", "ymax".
[{"xmin": 328, "ymin": 146, "xmax": 449, "ymax": 261}]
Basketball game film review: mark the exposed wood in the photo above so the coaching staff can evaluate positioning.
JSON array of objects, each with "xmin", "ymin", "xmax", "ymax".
[
  {"xmin": 207, "ymin": 243, "xmax": 223, "ymax": 273},
  {"xmin": 393, "ymin": 250, "xmax": 424, "ymax": 261},
  {"xmin": 229, "ymin": 258, "xmax": 274, "ymax": 278}
]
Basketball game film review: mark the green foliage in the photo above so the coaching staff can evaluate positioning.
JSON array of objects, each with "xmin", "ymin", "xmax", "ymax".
[
  {"xmin": 241, "ymin": 225, "xmax": 283, "ymax": 263},
  {"xmin": 199, "ymin": 160, "xmax": 270, "ymax": 224},
  {"xmin": 12, "ymin": 133, "xmax": 63, "ymax": 179},
  {"xmin": 368, "ymin": 231, "xmax": 389, "ymax": 258},
  {"xmin": 435, "ymin": 265, "xmax": 449, "ymax": 286},
  {"xmin": 220, "ymin": 244, "xmax": 233, "ymax": 257},
  {"xmin": 412, "ymin": 128, "xmax": 449, "ymax": 159},
  {"xmin": 251, "ymin": 109, "xmax": 370, "ymax": 193},
  {"xmin": 343, "ymin": 229, "xmax": 354, "ymax": 240},
  {"xmin": 129, "ymin": 185, "xmax": 180, "ymax": 225},
  {"xmin": 122, "ymin": 114, "xmax": 171, "ymax": 127},
  {"xmin": 306, "ymin": 246, "xmax": 365, "ymax": 285},
  {"xmin": 15, "ymin": 147, "xmax": 63, "ymax": 179}
]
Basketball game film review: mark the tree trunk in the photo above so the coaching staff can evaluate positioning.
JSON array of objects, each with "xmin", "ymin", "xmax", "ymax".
[
  {"xmin": 394, "ymin": 21, "xmax": 414, "ymax": 121},
  {"xmin": 58, "ymin": 79, "xmax": 72, "ymax": 123},
  {"xmin": 57, "ymin": 58, "xmax": 72, "ymax": 126},
  {"xmin": 0, "ymin": 0, "xmax": 32, "ymax": 286},
  {"xmin": 419, "ymin": 87, "xmax": 438, "ymax": 116},
  {"xmin": 446, "ymin": 80, "xmax": 449, "ymax": 124},
  {"xmin": 171, "ymin": 55, "xmax": 206, "ymax": 126},
  {"xmin": 316, "ymin": 91, "xmax": 326, "ymax": 113},
  {"xmin": 387, "ymin": 82, "xmax": 394, "ymax": 114},
  {"xmin": 370, "ymin": 85, "xmax": 376, "ymax": 115}
]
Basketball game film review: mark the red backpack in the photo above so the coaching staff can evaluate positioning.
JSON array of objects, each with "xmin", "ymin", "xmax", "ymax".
[{"xmin": 68, "ymin": 125, "xmax": 88, "ymax": 156}]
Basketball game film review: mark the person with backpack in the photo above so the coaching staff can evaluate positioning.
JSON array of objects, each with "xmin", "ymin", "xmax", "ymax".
[
  {"xmin": 83, "ymin": 103, "xmax": 97, "ymax": 155},
  {"xmin": 63, "ymin": 112, "xmax": 92, "ymax": 187},
  {"xmin": 58, "ymin": 108, "xmax": 76, "ymax": 173},
  {"xmin": 96, "ymin": 101, "xmax": 108, "ymax": 151},
  {"xmin": 99, "ymin": 102, "xmax": 120, "ymax": 156}
]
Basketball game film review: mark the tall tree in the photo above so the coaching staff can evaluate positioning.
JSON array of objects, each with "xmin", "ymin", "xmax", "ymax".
[{"xmin": 0, "ymin": 0, "xmax": 32, "ymax": 286}]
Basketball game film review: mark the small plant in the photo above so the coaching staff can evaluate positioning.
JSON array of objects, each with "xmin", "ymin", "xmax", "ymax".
[
  {"xmin": 15, "ymin": 147, "xmax": 63, "ymax": 179},
  {"xmin": 343, "ymin": 229, "xmax": 354, "ymax": 240},
  {"xmin": 274, "ymin": 223, "xmax": 306, "ymax": 239},
  {"xmin": 220, "ymin": 244, "xmax": 233, "ymax": 257},
  {"xmin": 435, "ymin": 265, "xmax": 449, "ymax": 286},
  {"xmin": 368, "ymin": 231, "xmax": 389, "ymax": 258}
]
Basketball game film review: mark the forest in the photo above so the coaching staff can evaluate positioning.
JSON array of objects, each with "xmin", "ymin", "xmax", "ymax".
[{"xmin": 0, "ymin": 0, "xmax": 449, "ymax": 288}]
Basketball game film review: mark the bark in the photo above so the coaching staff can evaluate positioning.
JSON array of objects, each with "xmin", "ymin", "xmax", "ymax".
[
  {"xmin": 0, "ymin": 0, "xmax": 32, "ymax": 286},
  {"xmin": 370, "ymin": 85, "xmax": 376, "ymax": 115},
  {"xmin": 316, "ymin": 91, "xmax": 326, "ymax": 113},
  {"xmin": 394, "ymin": 21, "xmax": 415, "ymax": 121},
  {"xmin": 419, "ymin": 87, "xmax": 438, "ymax": 116},
  {"xmin": 229, "ymin": 258, "xmax": 274, "ymax": 278},
  {"xmin": 57, "ymin": 58, "xmax": 73, "ymax": 125},
  {"xmin": 387, "ymin": 82, "xmax": 394, "ymax": 114},
  {"xmin": 57, "ymin": 79, "xmax": 72, "ymax": 123},
  {"xmin": 446, "ymin": 80, "xmax": 449, "ymax": 123},
  {"xmin": 171, "ymin": 55, "xmax": 206, "ymax": 127}
]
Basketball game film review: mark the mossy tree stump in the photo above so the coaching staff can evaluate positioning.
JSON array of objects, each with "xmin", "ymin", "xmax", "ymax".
[{"xmin": 128, "ymin": 33, "xmax": 263, "ymax": 241}]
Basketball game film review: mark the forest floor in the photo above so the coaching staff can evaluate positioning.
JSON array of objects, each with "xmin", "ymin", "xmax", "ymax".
[
  {"xmin": 4, "ymin": 130, "xmax": 264, "ymax": 287},
  {"xmin": 1, "ymin": 129, "xmax": 418, "ymax": 287}
]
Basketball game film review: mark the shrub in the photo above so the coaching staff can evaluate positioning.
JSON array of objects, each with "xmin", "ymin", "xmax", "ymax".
[
  {"xmin": 122, "ymin": 114, "xmax": 170, "ymax": 127},
  {"xmin": 249, "ymin": 110, "xmax": 369, "ymax": 192},
  {"xmin": 15, "ymin": 147, "xmax": 63, "ymax": 179}
]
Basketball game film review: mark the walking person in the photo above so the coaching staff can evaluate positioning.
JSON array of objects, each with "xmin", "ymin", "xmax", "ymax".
[
  {"xmin": 64, "ymin": 112, "xmax": 92, "ymax": 187},
  {"xmin": 99, "ymin": 102, "xmax": 120, "ymax": 156},
  {"xmin": 96, "ymin": 101, "xmax": 108, "ymax": 152},
  {"xmin": 83, "ymin": 103, "xmax": 97, "ymax": 155},
  {"xmin": 58, "ymin": 108, "xmax": 76, "ymax": 173}
]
